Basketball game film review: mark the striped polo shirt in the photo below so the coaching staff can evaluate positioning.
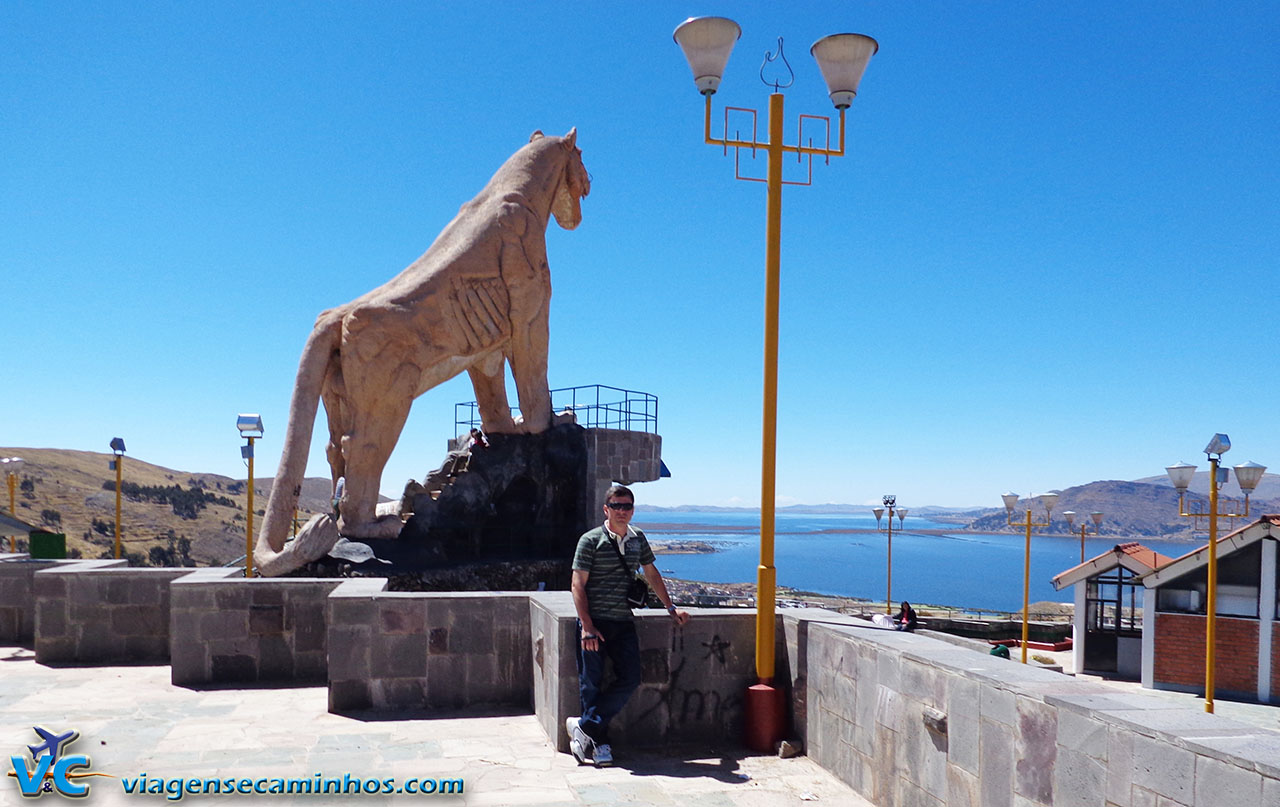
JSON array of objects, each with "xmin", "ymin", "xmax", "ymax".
[{"xmin": 572, "ymin": 524, "xmax": 655, "ymax": 622}]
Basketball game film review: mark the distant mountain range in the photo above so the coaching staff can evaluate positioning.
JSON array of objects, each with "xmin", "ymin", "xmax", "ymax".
[{"xmin": 643, "ymin": 476, "xmax": 1279, "ymax": 540}]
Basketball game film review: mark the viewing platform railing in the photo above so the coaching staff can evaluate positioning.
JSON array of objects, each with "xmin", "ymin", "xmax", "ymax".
[{"xmin": 454, "ymin": 384, "xmax": 658, "ymax": 436}]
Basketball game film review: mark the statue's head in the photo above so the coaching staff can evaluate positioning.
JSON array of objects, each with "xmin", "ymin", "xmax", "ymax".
[{"xmin": 531, "ymin": 128, "xmax": 590, "ymax": 231}]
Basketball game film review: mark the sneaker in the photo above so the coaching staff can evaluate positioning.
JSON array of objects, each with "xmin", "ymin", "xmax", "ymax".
[
  {"xmin": 566, "ymin": 717, "xmax": 593, "ymax": 765},
  {"xmin": 593, "ymin": 743, "xmax": 613, "ymax": 767}
]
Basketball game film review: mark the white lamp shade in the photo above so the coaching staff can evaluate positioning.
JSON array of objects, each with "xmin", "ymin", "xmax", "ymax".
[
  {"xmin": 810, "ymin": 33, "xmax": 878, "ymax": 108},
  {"xmin": 872, "ymin": 507, "xmax": 884, "ymax": 522},
  {"xmin": 1062, "ymin": 511, "xmax": 1077, "ymax": 528},
  {"xmin": 1233, "ymin": 461, "xmax": 1267, "ymax": 493},
  {"xmin": 674, "ymin": 16, "xmax": 741, "ymax": 95},
  {"xmin": 897, "ymin": 508, "xmax": 908, "ymax": 519},
  {"xmin": 1165, "ymin": 462, "xmax": 1196, "ymax": 492},
  {"xmin": 1001, "ymin": 492, "xmax": 1020, "ymax": 512},
  {"xmin": 1039, "ymin": 492, "xmax": 1059, "ymax": 513},
  {"xmin": 1090, "ymin": 511, "xmax": 1104, "ymax": 527}
]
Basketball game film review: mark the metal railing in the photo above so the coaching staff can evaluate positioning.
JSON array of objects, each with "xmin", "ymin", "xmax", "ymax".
[{"xmin": 454, "ymin": 384, "xmax": 657, "ymax": 435}]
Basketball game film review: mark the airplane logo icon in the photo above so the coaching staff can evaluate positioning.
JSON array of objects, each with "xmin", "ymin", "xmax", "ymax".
[{"xmin": 27, "ymin": 727, "xmax": 78, "ymax": 764}]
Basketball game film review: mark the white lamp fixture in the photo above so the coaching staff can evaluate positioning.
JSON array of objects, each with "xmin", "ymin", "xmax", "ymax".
[
  {"xmin": 673, "ymin": 16, "xmax": 742, "ymax": 95},
  {"xmin": 1090, "ymin": 511, "xmax": 1104, "ymax": 527},
  {"xmin": 1062, "ymin": 510, "xmax": 1077, "ymax": 529},
  {"xmin": 1039, "ymin": 492, "xmax": 1059, "ymax": 513},
  {"xmin": 1165, "ymin": 461, "xmax": 1197, "ymax": 492},
  {"xmin": 1001, "ymin": 492, "xmax": 1020, "ymax": 513},
  {"xmin": 810, "ymin": 33, "xmax": 879, "ymax": 108},
  {"xmin": 1233, "ymin": 461, "xmax": 1267, "ymax": 494}
]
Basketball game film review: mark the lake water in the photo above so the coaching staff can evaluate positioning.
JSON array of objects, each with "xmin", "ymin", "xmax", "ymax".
[{"xmin": 638, "ymin": 510, "xmax": 1196, "ymax": 613}]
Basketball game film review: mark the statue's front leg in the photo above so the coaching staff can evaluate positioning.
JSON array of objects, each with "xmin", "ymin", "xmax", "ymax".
[{"xmin": 500, "ymin": 238, "xmax": 553, "ymax": 434}]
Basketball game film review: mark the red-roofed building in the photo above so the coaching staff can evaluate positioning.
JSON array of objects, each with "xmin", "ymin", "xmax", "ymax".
[
  {"xmin": 1137, "ymin": 516, "xmax": 1280, "ymax": 703},
  {"xmin": 1052, "ymin": 542, "xmax": 1172, "ymax": 678}
]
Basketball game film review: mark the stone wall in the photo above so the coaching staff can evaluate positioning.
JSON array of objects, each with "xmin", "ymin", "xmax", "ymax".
[
  {"xmin": 529, "ymin": 593, "xmax": 765, "ymax": 751},
  {"xmin": 327, "ymin": 580, "xmax": 531, "ymax": 713},
  {"xmin": 582, "ymin": 429, "xmax": 663, "ymax": 528},
  {"xmin": 170, "ymin": 570, "xmax": 344, "ymax": 686},
  {"xmin": 34, "ymin": 565, "xmax": 192, "ymax": 664},
  {"xmin": 0, "ymin": 558, "xmax": 124, "ymax": 644},
  {"xmin": 790, "ymin": 608, "xmax": 1280, "ymax": 807}
]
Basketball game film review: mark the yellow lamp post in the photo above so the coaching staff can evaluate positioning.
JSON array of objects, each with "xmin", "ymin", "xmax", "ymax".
[
  {"xmin": 872, "ymin": 495, "xmax": 908, "ymax": 614},
  {"xmin": 109, "ymin": 438, "xmax": 126, "ymax": 559},
  {"xmin": 237, "ymin": 414, "xmax": 265, "ymax": 578},
  {"xmin": 674, "ymin": 16, "xmax": 877, "ymax": 751},
  {"xmin": 2, "ymin": 456, "xmax": 24, "ymax": 552},
  {"xmin": 1164, "ymin": 434, "xmax": 1266, "ymax": 714},
  {"xmin": 1062, "ymin": 510, "xmax": 1104, "ymax": 564},
  {"xmin": 1001, "ymin": 491, "xmax": 1058, "ymax": 664}
]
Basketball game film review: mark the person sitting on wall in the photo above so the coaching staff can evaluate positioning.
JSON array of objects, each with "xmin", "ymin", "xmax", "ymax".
[{"xmin": 894, "ymin": 601, "xmax": 918, "ymax": 632}]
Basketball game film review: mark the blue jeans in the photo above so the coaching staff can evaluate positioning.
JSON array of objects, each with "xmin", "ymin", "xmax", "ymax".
[{"xmin": 576, "ymin": 619, "xmax": 641, "ymax": 744}]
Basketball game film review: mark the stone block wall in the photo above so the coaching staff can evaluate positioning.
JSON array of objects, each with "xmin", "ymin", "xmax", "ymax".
[
  {"xmin": 791, "ymin": 608, "xmax": 1280, "ymax": 807},
  {"xmin": 530, "ymin": 596, "xmax": 763, "ymax": 751},
  {"xmin": 327, "ymin": 581, "xmax": 531, "ymax": 713},
  {"xmin": 1154, "ymin": 613, "xmax": 1259, "ymax": 696},
  {"xmin": 529, "ymin": 592, "xmax": 579, "ymax": 749},
  {"xmin": 34, "ymin": 566, "xmax": 192, "ymax": 664},
  {"xmin": 0, "ymin": 559, "xmax": 124, "ymax": 644},
  {"xmin": 581, "ymin": 428, "xmax": 663, "ymax": 532},
  {"xmin": 170, "ymin": 570, "xmax": 345, "ymax": 686}
]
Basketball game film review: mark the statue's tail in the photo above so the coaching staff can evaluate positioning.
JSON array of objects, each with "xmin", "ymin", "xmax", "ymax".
[{"xmin": 255, "ymin": 316, "xmax": 342, "ymax": 563}]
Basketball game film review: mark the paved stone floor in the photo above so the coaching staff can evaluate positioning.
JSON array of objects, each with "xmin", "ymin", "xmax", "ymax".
[{"xmin": 1, "ymin": 646, "xmax": 870, "ymax": 806}]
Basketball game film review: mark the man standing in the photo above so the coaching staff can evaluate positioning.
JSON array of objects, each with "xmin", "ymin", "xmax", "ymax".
[{"xmin": 567, "ymin": 484, "xmax": 689, "ymax": 766}]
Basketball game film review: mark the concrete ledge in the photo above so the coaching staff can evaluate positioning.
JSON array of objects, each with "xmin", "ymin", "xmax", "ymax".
[
  {"xmin": 792, "ymin": 608, "xmax": 1280, "ymax": 807},
  {"xmin": 326, "ymin": 582, "xmax": 530, "ymax": 714},
  {"xmin": 0, "ymin": 558, "xmax": 125, "ymax": 645},
  {"xmin": 34, "ymin": 564, "xmax": 190, "ymax": 665},
  {"xmin": 533, "ymin": 603, "xmax": 772, "ymax": 751},
  {"xmin": 171, "ymin": 571, "xmax": 347, "ymax": 687}
]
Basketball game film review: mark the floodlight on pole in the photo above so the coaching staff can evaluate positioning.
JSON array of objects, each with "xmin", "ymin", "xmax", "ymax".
[
  {"xmin": 110, "ymin": 438, "xmax": 126, "ymax": 559},
  {"xmin": 238, "ymin": 414, "xmax": 264, "ymax": 577}
]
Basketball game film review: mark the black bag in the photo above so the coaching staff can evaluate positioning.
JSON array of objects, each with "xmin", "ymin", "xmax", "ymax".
[{"xmin": 606, "ymin": 534, "xmax": 650, "ymax": 608}]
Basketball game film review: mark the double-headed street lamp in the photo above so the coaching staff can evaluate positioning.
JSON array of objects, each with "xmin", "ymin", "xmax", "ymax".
[
  {"xmin": 237, "ymin": 414, "xmax": 264, "ymax": 578},
  {"xmin": 3, "ymin": 456, "xmax": 24, "ymax": 552},
  {"xmin": 1165, "ymin": 433, "xmax": 1266, "ymax": 714},
  {"xmin": 109, "ymin": 438, "xmax": 126, "ymax": 559},
  {"xmin": 674, "ymin": 15, "xmax": 877, "ymax": 752},
  {"xmin": 1001, "ymin": 490, "xmax": 1058, "ymax": 664},
  {"xmin": 1061, "ymin": 509, "xmax": 1104, "ymax": 564},
  {"xmin": 872, "ymin": 495, "xmax": 908, "ymax": 614}
]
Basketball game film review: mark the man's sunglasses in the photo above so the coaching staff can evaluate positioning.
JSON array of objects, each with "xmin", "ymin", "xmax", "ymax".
[{"xmin": 605, "ymin": 502, "xmax": 634, "ymax": 511}]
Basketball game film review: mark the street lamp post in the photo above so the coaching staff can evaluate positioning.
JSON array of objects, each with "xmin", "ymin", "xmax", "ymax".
[
  {"xmin": 2, "ymin": 456, "xmax": 24, "ymax": 552},
  {"xmin": 1164, "ymin": 434, "xmax": 1266, "ymax": 714},
  {"xmin": 872, "ymin": 495, "xmax": 908, "ymax": 614},
  {"xmin": 1002, "ymin": 491, "xmax": 1058, "ymax": 664},
  {"xmin": 674, "ymin": 16, "xmax": 877, "ymax": 752},
  {"xmin": 237, "ymin": 415, "xmax": 265, "ymax": 578},
  {"xmin": 1062, "ymin": 510, "xmax": 1104, "ymax": 564},
  {"xmin": 109, "ymin": 438, "xmax": 126, "ymax": 559}
]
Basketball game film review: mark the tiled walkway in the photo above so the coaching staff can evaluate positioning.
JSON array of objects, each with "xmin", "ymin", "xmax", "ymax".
[{"xmin": 1, "ymin": 646, "xmax": 870, "ymax": 806}]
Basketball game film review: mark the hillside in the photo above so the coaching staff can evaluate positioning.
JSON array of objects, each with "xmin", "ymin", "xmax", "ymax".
[
  {"xmin": 0, "ymin": 447, "xmax": 331, "ymax": 566},
  {"xmin": 959, "ymin": 479, "xmax": 1279, "ymax": 539}
]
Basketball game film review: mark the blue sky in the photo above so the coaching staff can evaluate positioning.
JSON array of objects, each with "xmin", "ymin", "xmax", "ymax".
[{"xmin": 3, "ymin": 2, "xmax": 1277, "ymax": 509}]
